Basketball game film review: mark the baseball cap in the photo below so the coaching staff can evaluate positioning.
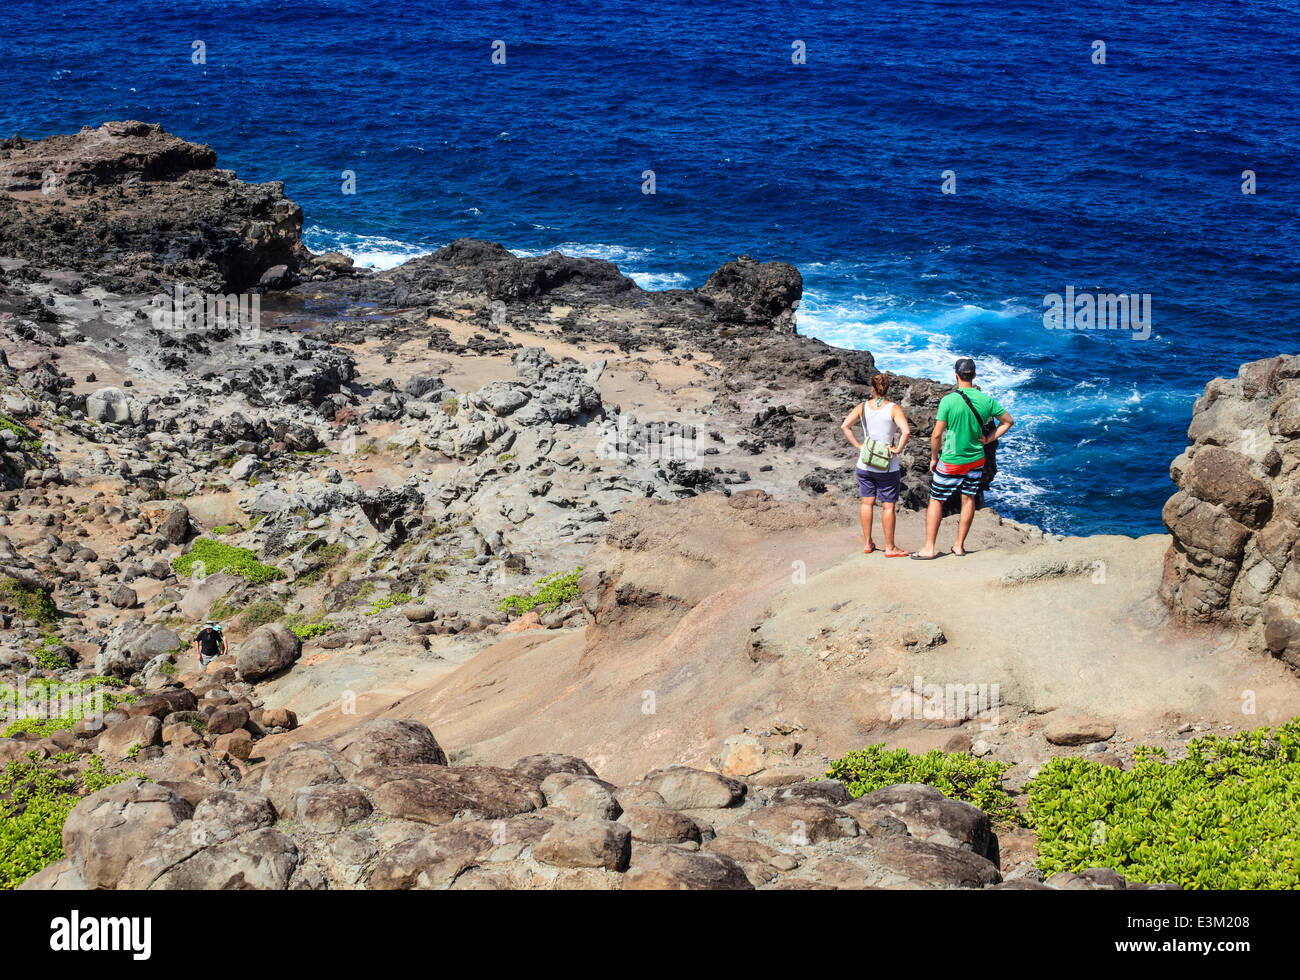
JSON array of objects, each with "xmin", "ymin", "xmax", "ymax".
[{"xmin": 954, "ymin": 357, "xmax": 977, "ymax": 378}]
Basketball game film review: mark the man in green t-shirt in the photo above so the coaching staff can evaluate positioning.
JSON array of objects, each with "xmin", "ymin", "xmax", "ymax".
[{"xmin": 911, "ymin": 358, "xmax": 1014, "ymax": 559}]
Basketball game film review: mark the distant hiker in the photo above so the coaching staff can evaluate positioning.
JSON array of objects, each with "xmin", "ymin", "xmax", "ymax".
[
  {"xmin": 195, "ymin": 621, "xmax": 226, "ymax": 667},
  {"xmin": 841, "ymin": 372, "xmax": 911, "ymax": 557},
  {"xmin": 912, "ymin": 358, "xmax": 1013, "ymax": 559}
]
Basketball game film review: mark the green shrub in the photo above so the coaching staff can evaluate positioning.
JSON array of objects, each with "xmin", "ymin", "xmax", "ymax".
[
  {"xmin": 0, "ymin": 577, "xmax": 58, "ymax": 626},
  {"xmin": 31, "ymin": 634, "xmax": 71, "ymax": 671},
  {"xmin": 295, "ymin": 542, "xmax": 349, "ymax": 586},
  {"xmin": 0, "ymin": 414, "xmax": 42, "ymax": 454},
  {"xmin": 172, "ymin": 538, "xmax": 284, "ymax": 584},
  {"xmin": 365, "ymin": 592, "xmax": 412, "ymax": 616},
  {"xmin": 1029, "ymin": 721, "xmax": 1300, "ymax": 889},
  {"xmin": 825, "ymin": 743, "xmax": 1022, "ymax": 827},
  {"xmin": 497, "ymin": 568, "xmax": 582, "ymax": 617},
  {"xmin": 1, "ymin": 683, "xmax": 133, "ymax": 738},
  {"xmin": 0, "ymin": 755, "xmax": 135, "ymax": 889},
  {"xmin": 290, "ymin": 621, "xmax": 335, "ymax": 640},
  {"xmin": 239, "ymin": 599, "xmax": 286, "ymax": 630},
  {"xmin": 210, "ymin": 524, "xmax": 237, "ymax": 536}
]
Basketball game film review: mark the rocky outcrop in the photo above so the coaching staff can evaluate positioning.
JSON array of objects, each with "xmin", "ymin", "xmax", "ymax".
[
  {"xmin": 41, "ymin": 716, "xmax": 1173, "ymax": 891},
  {"xmin": 1161, "ymin": 355, "xmax": 1300, "ymax": 667},
  {"xmin": 0, "ymin": 121, "xmax": 308, "ymax": 292},
  {"xmin": 699, "ymin": 254, "xmax": 803, "ymax": 334}
]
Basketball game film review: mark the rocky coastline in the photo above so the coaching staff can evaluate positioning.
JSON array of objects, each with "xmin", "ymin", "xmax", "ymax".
[{"xmin": 1, "ymin": 122, "xmax": 1297, "ymax": 891}]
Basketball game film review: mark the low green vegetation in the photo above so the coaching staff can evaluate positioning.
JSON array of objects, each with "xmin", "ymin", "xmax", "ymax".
[
  {"xmin": 0, "ymin": 577, "xmax": 58, "ymax": 626},
  {"xmin": 207, "ymin": 595, "xmax": 241, "ymax": 624},
  {"xmin": 210, "ymin": 524, "xmax": 238, "ymax": 536},
  {"xmin": 30, "ymin": 634, "xmax": 71, "ymax": 671},
  {"xmin": 172, "ymin": 538, "xmax": 284, "ymax": 584},
  {"xmin": 440, "ymin": 397, "xmax": 459, "ymax": 417},
  {"xmin": 0, "ymin": 754, "xmax": 139, "ymax": 889},
  {"xmin": 497, "ymin": 567, "xmax": 582, "ymax": 617},
  {"xmin": 0, "ymin": 414, "xmax": 43, "ymax": 454},
  {"xmin": 1030, "ymin": 721, "xmax": 1300, "ymax": 889},
  {"xmin": 295, "ymin": 542, "xmax": 349, "ymax": 586},
  {"xmin": 290, "ymin": 621, "xmax": 335, "ymax": 640},
  {"xmin": 1, "ymin": 682, "xmax": 135, "ymax": 739},
  {"xmin": 825, "ymin": 743, "xmax": 1022, "ymax": 827},
  {"xmin": 238, "ymin": 599, "xmax": 286, "ymax": 630},
  {"xmin": 365, "ymin": 592, "xmax": 413, "ymax": 616}
]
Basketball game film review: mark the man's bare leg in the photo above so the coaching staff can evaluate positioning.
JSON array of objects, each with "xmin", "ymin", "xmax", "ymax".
[
  {"xmin": 913, "ymin": 498, "xmax": 944, "ymax": 557},
  {"xmin": 860, "ymin": 498, "xmax": 876, "ymax": 552},
  {"xmin": 953, "ymin": 494, "xmax": 976, "ymax": 555}
]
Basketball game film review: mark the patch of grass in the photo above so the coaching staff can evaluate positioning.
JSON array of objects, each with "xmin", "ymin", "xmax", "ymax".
[
  {"xmin": 208, "ymin": 595, "xmax": 241, "ymax": 624},
  {"xmin": 0, "ymin": 577, "xmax": 58, "ymax": 626},
  {"xmin": 158, "ymin": 661, "xmax": 177, "ymax": 676},
  {"xmin": 497, "ymin": 567, "xmax": 582, "ymax": 617},
  {"xmin": 1029, "ymin": 720, "xmax": 1300, "ymax": 889},
  {"xmin": 290, "ymin": 621, "xmax": 336, "ymax": 640},
  {"xmin": 238, "ymin": 599, "xmax": 286, "ymax": 630},
  {"xmin": 30, "ymin": 634, "xmax": 71, "ymax": 671},
  {"xmin": 1, "ymin": 683, "xmax": 136, "ymax": 738},
  {"xmin": 0, "ymin": 414, "xmax": 43, "ymax": 454},
  {"xmin": 440, "ymin": 397, "xmax": 459, "ymax": 417},
  {"xmin": 825, "ymin": 743, "xmax": 1022, "ymax": 828},
  {"xmin": 172, "ymin": 538, "xmax": 284, "ymax": 584},
  {"xmin": 365, "ymin": 592, "xmax": 413, "ymax": 616},
  {"xmin": 210, "ymin": 524, "xmax": 238, "ymax": 536},
  {"xmin": 0, "ymin": 754, "xmax": 138, "ymax": 889},
  {"xmin": 248, "ymin": 514, "xmax": 265, "ymax": 529}
]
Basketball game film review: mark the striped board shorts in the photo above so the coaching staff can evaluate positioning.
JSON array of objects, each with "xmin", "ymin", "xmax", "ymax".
[{"xmin": 929, "ymin": 459, "xmax": 984, "ymax": 502}]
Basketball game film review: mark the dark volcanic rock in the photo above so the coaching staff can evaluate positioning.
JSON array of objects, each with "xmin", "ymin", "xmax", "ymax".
[{"xmin": 0, "ymin": 121, "xmax": 309, "ymax": 292}]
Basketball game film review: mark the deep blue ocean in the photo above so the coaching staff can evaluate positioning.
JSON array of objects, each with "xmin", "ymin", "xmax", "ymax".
[{"xmin": 5, "ymin": 1, "xmax": 1298, "ymax": 534}]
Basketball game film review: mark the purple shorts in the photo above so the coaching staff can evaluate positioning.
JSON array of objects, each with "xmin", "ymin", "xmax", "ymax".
[{"xmin": 856, "ymin": 468, "xmax": 901, "ymax": 503}]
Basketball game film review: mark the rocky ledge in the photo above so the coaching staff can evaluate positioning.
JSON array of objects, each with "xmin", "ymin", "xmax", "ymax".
[{"xmin": 22, "ymin": 717, "xmax": 1170, "ymax": 891}]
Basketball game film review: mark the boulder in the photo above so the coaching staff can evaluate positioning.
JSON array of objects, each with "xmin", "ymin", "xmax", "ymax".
[
  {"xmin": 95, "ymin": 623, "xmax": 182, "ymax": 679},
  {"xmin": 746, "ymin": 801, "xmax": 859, "ymax": 845},
  {"xmin": 534, "ymin": 819, "xmax": 631, "ymax": 871},
  {"xmin": 640, "ymin": 765, "xmax": 746, "ymax": 809},
  {"xmin": 97, "ymin": 715, "xmax": 162, "ymax": 760},
  {"xmin": 621, "ymin": 804, "xmax": 702, "ymax": 845},
  {"xmin": 295, "ymin": 784, "xmax": 373, "ymax": 833},
  {"xmin": 86, "ymin": 387, "xmax": 131, "ymax": 424},
  {"xmin": 844, "ymin": 784, "xmax": 993, "ymax": 856},
  {"xmin": 62, "ymin": 779, "xmax": 193, "ymax": 889},
  {"xmin": 358, "ymin": 764, "xmax": 545, "ymax": 825},
  {"xmin": 333, "ymin": 719, "xmax": 447, "ymax": 768},
  {"xmin": 540, "ymin": 773, "xmax": 621, "ymax": 821},
  {"xmin": 236, "ymin": 623, "xmax": 301, "ymax": 681},
  {"xmin": 108, "ymin": 583, "xmax": 137, "ymax": 608},
  {"xmin": 1044, "ymin": 714, "xmax": 1117, "ymax": 747},
  {"xmin": 512, "ymin": 753, "xmax": 600, "ymax": 785},
  {"xmin": 255, "ymin": 743, "xmax": 353, "ymax": 817},
  {"xmin": 623, "ymin": 846, "xmax": 753, "ymax": 890}
]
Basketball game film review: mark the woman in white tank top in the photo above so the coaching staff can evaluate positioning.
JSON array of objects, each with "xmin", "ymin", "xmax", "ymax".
[{"xmin": 840, "ymin": 373, "xmax": 912, "ymax": 556}]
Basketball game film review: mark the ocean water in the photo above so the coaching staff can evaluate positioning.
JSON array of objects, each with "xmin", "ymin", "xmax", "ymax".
[{"xmin": 5, "ymin": 0, "xmax": 1298, "ymax": 535}]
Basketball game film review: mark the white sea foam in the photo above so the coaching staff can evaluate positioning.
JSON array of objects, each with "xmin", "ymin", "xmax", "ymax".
[{"xmin": 303, "ymin": 225, "xmax": 432, "ymax": 270}]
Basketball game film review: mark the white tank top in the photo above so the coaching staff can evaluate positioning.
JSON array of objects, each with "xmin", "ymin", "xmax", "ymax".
[{"xmin": 858, "ymin": 399, "xmax": 900, "ymax": 473}]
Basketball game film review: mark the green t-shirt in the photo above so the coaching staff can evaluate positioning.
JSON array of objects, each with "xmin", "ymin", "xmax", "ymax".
[{"xmin": 937, "ymin": 388, "xmax": 1006, "ymax": 465}]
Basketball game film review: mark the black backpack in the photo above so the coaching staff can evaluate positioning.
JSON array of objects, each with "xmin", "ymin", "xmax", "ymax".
[{"xmin": 939, "ymin": 390, "xmax": 999, "ymax": 516}]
